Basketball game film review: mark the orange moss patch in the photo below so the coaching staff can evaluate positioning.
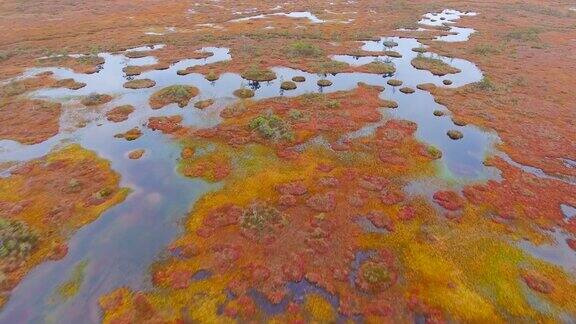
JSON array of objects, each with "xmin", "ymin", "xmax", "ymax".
[
  {"xmin": 410, "ymin": 55, "xmax": 461, "ymax": 76},
  {"xmin": 0, "ymin": 145, "xmax": 128, "ymax": 306},
  {"xmin": 106, "ymin": 105, "xmax": 134, "ymax": 123},
  {"xmin": 147, "ymin": 115, "xmax": 184, "ymax": 135},
  {"xmin": 197, "ymin": 84, "xmax": 389, "ymax": 155},
  {"xmin": 123, "ymin": 78, "xmax": 156, "ymax": 89},
  {"xmin": 0, "ymin": 99, "xmax": 61, "ymax": 144},
  {"xmin": 149, "ymin": 85, "xmax": 199, "ymax": 109},
  {"xmin": 36, "ymin": 55, "xmax": 104, "ymax": 74},
  {"xmin": 0, "ymin": 73, "xmax": 56, "ymax": 100},
  {"xmin": 114, "ymin": 127, "xmax": 142, "ymax": 141},
  {"xmin": 463, "ymin": 157, "xmax": 576, "ymax": 234},
  {"xmin": 52, "ymin": 78, "xmax": 86, "ymax": 90},
  {"xmin": 128, "ymin": 149, "xmax": 145, "ymax": 160},
  {"xmin": 81, "ymin": 93, "xmax": 113, "ymax": 106},
  {"xmin": 194, "ymin": 99, "xmax": 214, "ymax": 109}
]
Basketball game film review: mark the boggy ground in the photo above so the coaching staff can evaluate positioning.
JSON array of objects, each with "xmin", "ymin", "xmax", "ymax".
[
  {"xmin": 99, "ymin": 87, "xmax": 576, "ymax": 322},
  {"xmin": 1, "ymin": 0, "xmax": 573, "ymax": 178},
  {"xmin": 0, "ymin": 0, "xmax": 575, "ymax": 322},
  {"xmin": 0, "ymin": 145, "xmax": 128, "ymax": 307}
]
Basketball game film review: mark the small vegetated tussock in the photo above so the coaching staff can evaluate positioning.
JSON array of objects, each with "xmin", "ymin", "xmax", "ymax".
[
  {"xmin": 473, "ymin": 76, "xmax": 496, "ymax": 91},
  {"xmin": 411, "ymin": 54, "xmax": 461, "ymax": 76},
  {"xmin": 149, "ymin": 85, "xmax": 199, "ymax": 109},
  {"xmin": 317, "ymin": 79, "xmax": 333, "ymax": 87},
  {"xmin": 241, "ymin": 65, "xmax": 277, "ymax": 81},
  {"xmin": 123, "ymin": 79, "xmax": 156, "ymax": 89},
  {"xmin": 233, "ymin": 88, "xmax": 255, "ymax": 98},
  {"xmin": 384, "ymin": 50, "xmax": 402, "ymax": 58},
  {"xmin": 286, "ymin": 41, "xmax": 324, "ymax": 57},
  {"xmin": 399, "ymin": 86, "xmax": 415, "ymax": 94},
  {"xmin": 412, "ymin": 46, "xmax": 427, "ymax": 53},
  {"xmin": 194, "ymin": 99, "xmax": 215, "ymax": 109},
  {"xmin": 205, "ymin": 71, "xmax": 219, "ymax": 81},
  {"xmin": 124, "ymin": 51, "xmax": 150, "ymax": 59},
  {"xmin": 114, "ymin": 127, "xmax": 142, "ymax": 141},
  {"xmin": 81, "ymin": 93, "xmax": 112, "ymax": 106},
  {"xmin": 506, "ymin": 27, "xmax": 542, "ymax": 42},
  {"xmin": 447, "ymin": 129, "xmax": 463, "ymax": 140},
  {"xmin": 53, "ymin": 78, "xmax": 86, "ymax": 90},
  {"xmin": 106, "ymin": 105, "xmax": 134, "ymax": 123},
  {"xmin": 472, "ymin": 43, "xmax": 503, "ymax": 56},
  {"xmin": 240, "ymin": 202, "xmax": 286, "ymax": 233},
  {"xmin": 280, "ymin": 81, "xmax": 297, "ymax": 90},
  {"xmin": 316, "ymin": 60, "xmax": 349, "ymax": 74},
  {"xmin": 128, "ymin": 149, "xmax": 145, "ymax": 160},
  {"xmin": 249, "ymin": 111, "xmax": 295, "ymax": 142},
  {"xmin": 362, "ymin": 59, "xmax": 396, "ymax": 74}
]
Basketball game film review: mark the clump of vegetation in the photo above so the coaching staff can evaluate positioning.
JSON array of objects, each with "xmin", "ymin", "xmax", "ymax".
[
  {"xmin": 416, "ymin": 83, "xmax": 435, "ymax": 91},
  {"xmin": 280, "ymin": 81, "xmax": 297, "ymax": 90},
  {"xmin": 93, "ymin": 187, "xmax": 114, "ymax": 200},
  {"xmin": 123, "ymin": 79, "xmax": 156, "ymax": 89},
  {"xmin": 363, "ymin": 60, "xmax": 396, "ymax": 74},
  {"xmin": 506, "ymin": 27, "xmax": 542, "ymax": 42},
  {"xmin": 240, "ymin": 202, "xmax": 286, "ymax": 232},
  {"xmin": 474, "ymin": 76, "xmax": 496, "ymax": 91},
  {"xmin": 122, "ymin": 66, "xmax": 141, "ymax": 76},
  {"xmin": 472, "ymin": 43, "xmax": 503, "ymax": 56},
  {"xmin": 400, "ymin": 87, "xmax": 415, "ymax": 94},
  {"xmin": 357, "ymin": 261, "xmax": 393, "ymax": 293},
  {"xmin": 249, "ymin": 112, "xmax": 294, "ymax": 142},
  {"xmin": 114, "ymin": 127, "xmax": 142, "ymax": 141},
  {"xmin": 53, "ymin": 78, "xmax": 86, "ymax": 90},
  {"xmin": 292, "ymin": 76, "xmax": 306, "ymax": 82},
  {"xmin": 57, "ymin": 260, "xmax": 88, "ymax": 300},
  {"xmin": 447, "ymin": 129, "xmax": 463, "ymax": 140},
  {"xmin": 411, "ymin": 55, "xmax": 461, "ymax": 76},
  {"xmin": 443, "ymin": 79, "xmax": 453, "ymax": 85},
  {"xmin": 412, "ymin": 46, "xmax": 427, "ymax": 53},
  {"xmin": 316, "ymin": 60, "xmax": 348, "ymax": 74},
  {"xmin": 233, "ymin": 88, "xmax": 255, "ymax": 98},
  {"xmin": 427, "ymin": 146, "xmax": 443, "ymax": 159},
  {"xmin": 384, "ymin": 50, "xmax": 402, "ymax": 58},
  {"xmin": 128, "ymin": 149, "xmax": 145, "ymax": 160},
  {"xmin": 241, "ymin": 65, "xmax": 277, "ymax": 81},
  {"xmin": 106, "ymin": 105, "xmax": 134, "ymax": 122},
  {"xmin": 288, "ymin": 109, "xmax": 308, "ymax": 122},
  {"xmin": 433, "ymin": 110, "xmax": 445, "ymax": 116},
  {"xmin": 0, "ymin": 218, "xmax": 38, "ymax": 260},
  {"xmin": 325, "ymin": 100, "xmax": 340, "ymax": 109},
  {"xmin": 382, "ymin": 40, "xmax": 398, "ymax": 48},
  {"xmin": 76, "ymin": 55, "xmax": 104, "ymax": 66},
  {"xmin": 382, "ymin": 99, "xmax": 398, "ymax": 108},
  {"xmin": 317, "ymin": 79, "xmax": 333, "ymax": 87},
  {"xmin": 149, "ymin": 85, "xmax": 199, "ymax": 109},
  {"xmin": 387, "ymin": 79, "xmax": 403, "ymax": 86},
  {"xmin": 194, "ymin": 99, "xmax": 214, "ymax": 109},
  {"xmin": 452, "ymin": 117, "xmax": 467, "ymax": 126},
  {"xmin": 124, "ymin": 51, "xmax": 149, "ymax": 59},
  {"xmin": 0, "ymin": 51, "xmax": 11, "ymax": 62},
  {"xmin": 81, "ymin": 93, "xmax": 113, "ymax": 106},
  {"xmin": 287, "ymin": 41, "xmax": 324, "ymax": 57},
  {"xmin": 205, "ymin": 72, "xmax": 219, "ymax": 81}
]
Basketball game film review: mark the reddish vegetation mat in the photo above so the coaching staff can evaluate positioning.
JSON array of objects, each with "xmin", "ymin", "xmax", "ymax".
[
  {"xmin": 0, "ymin": 145, "xmax": 128, "ymax": 307},
  {"xmin": 0, "ymin": 99, "xmax": 61, "ymax": 144}
]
